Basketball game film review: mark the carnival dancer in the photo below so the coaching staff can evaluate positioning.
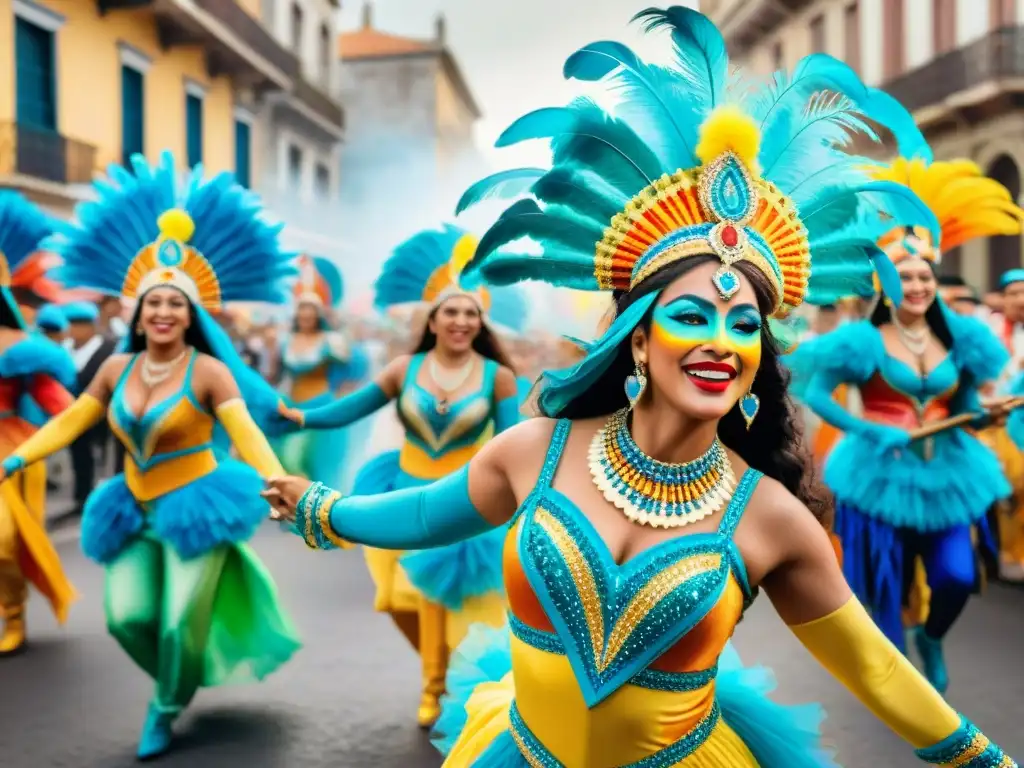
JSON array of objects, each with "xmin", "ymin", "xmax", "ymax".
[
  {"xmin": 272, "ymin": 224, "xmax": 521, "ymax": 728},
  {"xmin": 274, "ymin": 254, "xmax": 369, "ymax": 493},
  {"xmin": 0, "ymin": 191, "xmax": 77, "ymax": 656},
  {"xmin": 266, "ymin": 8, "xmax": 1016, "ymax": 766},
  {"xmin": 0, "ymin": 152, "xmax": 301, "ymax": 760},
  {"xmin": 799, "ymin": 157, "xmax": 1024, "ymax": 693}
]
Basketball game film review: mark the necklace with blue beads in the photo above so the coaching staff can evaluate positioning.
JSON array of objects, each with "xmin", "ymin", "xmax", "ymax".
[{"xmin": 588, "ymin": 408, "xmax": 736, "ymax": 529}]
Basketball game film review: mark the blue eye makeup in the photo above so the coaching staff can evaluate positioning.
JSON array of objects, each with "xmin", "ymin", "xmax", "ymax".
[{"xmin": 650, "ymin": 294, "xmax": 762, "ymax": 372}]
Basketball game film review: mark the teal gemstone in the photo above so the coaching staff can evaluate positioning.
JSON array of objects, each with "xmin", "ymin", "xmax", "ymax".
[
  {"xmin": 709, "ymin": 157, "xmax": 752, "ymax": 220},
  {"xmin": 158, "ymin": 240, "xmax": 183, "ymax": 266},
  {"xmin": 624, "ymin": 375, "xmax": 642, "ymax": 402},
  {"xmin": 741, "ymin": 397, "xmax": 758, "ymax": 418},
  {"xmin": 713, "ymin": 269, "xmax": 740, "ymax": 299}
]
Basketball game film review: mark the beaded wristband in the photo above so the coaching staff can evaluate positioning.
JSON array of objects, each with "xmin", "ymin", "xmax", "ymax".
[
  {"xmin": 315, "ymin": 490, "xmax": 351, "ymax": 549},
  {"xmin": 294, "ymin": 482, "xmax": 323, "ymax": 549},
  {"xmin": 1, "ymin": 456, "xmax": 25, "ymax": 476},
  {"xmin": 915, "ymin": 716, "xmax": 1017, "ymax": 767}
]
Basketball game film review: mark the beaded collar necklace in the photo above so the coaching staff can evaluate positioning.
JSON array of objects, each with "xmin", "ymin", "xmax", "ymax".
[{"xmin": 588, "ymin": 409, "xmax": 736, "ymax": 529}]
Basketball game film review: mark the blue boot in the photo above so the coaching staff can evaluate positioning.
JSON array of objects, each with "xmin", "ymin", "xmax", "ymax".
[
  {"xmin": 913, "ymin": 626, "xmax": 949, "ymax": 694},
  {"xmin": 136, "ymin": 703, "xmax": 176, "ymax": 761}
]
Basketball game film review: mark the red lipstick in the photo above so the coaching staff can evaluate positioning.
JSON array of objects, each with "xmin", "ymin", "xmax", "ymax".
[{"xmin": 681, "ymin": 361, "xmax": 737, "ymax": 394}]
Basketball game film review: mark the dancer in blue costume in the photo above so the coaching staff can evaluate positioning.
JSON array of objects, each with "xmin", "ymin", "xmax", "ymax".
[
  {"xmin": 796, "ymin": 157, "xmax": 1024, "ymax": 694},
  {"xmin": 0, "ymin": 192, "xmax": 77, "ymax": 656},
  {"xmin": 266, "ymin": 8, "xmax": 1015, "ymax": 766},
  {"xmin": 272, "ymin": 223, "xmax": 521, "ymax": 728},
  {"xmin": 0, "ymin": 152, "xmax": 301, "ymax": 760},
  {"xmin": 275, "ymin": 254, "xmax": 370, "ymax": 493}
]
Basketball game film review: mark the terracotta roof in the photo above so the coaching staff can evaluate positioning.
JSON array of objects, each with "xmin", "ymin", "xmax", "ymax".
[{"xmin": 338, "ymin": 28, "xmax": 438, "ymax": 60}]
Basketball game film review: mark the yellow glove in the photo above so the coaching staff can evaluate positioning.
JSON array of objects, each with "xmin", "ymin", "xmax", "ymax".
[
  {"xmin": 790, "ymin": 597, "xmax": 1015, "ymax": 765},
  {"xmin": 215, "ymin": 398, "xmax": 285, "ymax": 479},
  {"xmin": 2, "ymin": 395, "xmax": 106, "ymax": 476}
]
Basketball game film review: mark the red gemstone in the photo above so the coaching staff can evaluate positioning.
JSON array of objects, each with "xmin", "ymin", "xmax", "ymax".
[{"xmin": 721, "ymin": 225, "xmax": 739, "ymax": 247}]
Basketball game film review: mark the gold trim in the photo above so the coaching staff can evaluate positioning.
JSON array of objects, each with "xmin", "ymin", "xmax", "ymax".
[{"xmin": 317, "ymin": 491, "xmax": 352, "ymax": 549}]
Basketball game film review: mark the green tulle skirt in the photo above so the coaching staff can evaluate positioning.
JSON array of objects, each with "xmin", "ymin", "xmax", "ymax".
[{"xmin": 104, "ymin": 531, "xmax": 300, "ymax": 713}]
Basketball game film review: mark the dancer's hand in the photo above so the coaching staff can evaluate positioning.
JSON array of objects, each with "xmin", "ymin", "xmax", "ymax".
[
  {"xmin": 263, "ymin": 401, "xmax": 304, "ymax": 437},
  {"xmin": 862, "ymin": 423, "xmax": 912, "ymax": 453},
  {"xmin": 262, "ymin": 475, "xmax": 312, "ymax": 522},
  {"xmin": 278, "ymin": 400, "xmax": 305, "ymax": 425},
  {"xmin": 982, "ymin": 394, "xmax": 1017, "ymax": 426}
]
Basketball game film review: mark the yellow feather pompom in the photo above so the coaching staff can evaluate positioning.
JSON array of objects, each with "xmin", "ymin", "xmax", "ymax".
[
  {"xmin": 448, "ymin": 233, "xmax": 479, "ymax": 276},
  {"xmin": 157, "ymin": 209, "xmax": 196, "ymax": 243},
  {"xmin": 695, "ymin": 106, "xmax": 761, "ymax": 172}
]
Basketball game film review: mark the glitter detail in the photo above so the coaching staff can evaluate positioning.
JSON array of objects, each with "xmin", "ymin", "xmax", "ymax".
[
  {"xmin": 588, "ymin": 409, "xmax": 737, "ymax": 529},
  {"xmin": 317, "ymin": 490, "xmax": 351, "ymax": 549},
  {"xmin": 914, "ymin": 716, "xmax": 1017, "ymax": 767},
  {"xmin": 294, "ymin": 482, "xmax": 345, "ymax": 550},
  {"xmin": 509, "ymin": 699, "xmax": 722, "ymax": 767},
  {"xmin": 509, "ymin": 613, "xmax": 719, "ymax": 693}
]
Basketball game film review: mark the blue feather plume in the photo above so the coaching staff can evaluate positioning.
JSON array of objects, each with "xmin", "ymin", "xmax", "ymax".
[
  {"xmin": 456, "ymin": 168, "xmax": 547, "ymax": 215},
  {"xmin": 46, "ymin": 151, "xmax": 296, "ymax": 305},
  {"xmin": 0, "ymin": 191, "xmax": 67, "ymax": 278},
  {"xmin": 374, "ymin": 224, "xmax": 470, "ymax": 309},
  {"xmin": 309, "ymin": 255, "xmax": 344, "ymax": 307}
]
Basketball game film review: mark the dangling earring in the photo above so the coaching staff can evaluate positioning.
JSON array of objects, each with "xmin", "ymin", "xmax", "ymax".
[
  {"xmin": 739, "ymin": 387, "xmax": 760, "ymax": 430},
  {"xmin": 135, "ymin": 325, "xmax": 144, "ymax": 336},
  {"xmin": 624, "ymin": 361, "xmax": 648, "ymax": 410}
]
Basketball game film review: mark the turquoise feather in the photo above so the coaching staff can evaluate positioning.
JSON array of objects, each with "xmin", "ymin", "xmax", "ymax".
[
  {"xmin": 0, "ymin": 191, "xmax": 68, "ymax": 276},
  {"xmin": 456, "ymin": 168, "xmax": 547, "ymax": 215},
  {"xmin": 530, "ymin": 168, "xmax": 623, "ymax": 225},
  {"xmin": 308, "ymin": 255, "xmax": 344, "ymax": 307},
  {"xmin": 374, "ymin": 224, "xmax": 469, "ymax": 309}
]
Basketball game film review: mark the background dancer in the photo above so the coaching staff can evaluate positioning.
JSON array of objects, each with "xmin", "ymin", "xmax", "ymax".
[{"xmin": 0, "ymin": 152, "xmax": 301, "ymax": 760}]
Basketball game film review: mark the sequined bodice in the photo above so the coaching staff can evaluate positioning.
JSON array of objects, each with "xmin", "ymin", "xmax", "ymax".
[
  {"xmin": 860, "ymin": 354, "xmax": 958, "ymax": 429},
  {"xmin": 396, "ymin": 354, "xmax": 498, "ymax": 458},
  {"xmin": 505, "ymin": 420, "xmax": 757, "ymax": 707},
  {"xmin": 109, "ymin": 351, "xmax": 214, "ymax": 472}
]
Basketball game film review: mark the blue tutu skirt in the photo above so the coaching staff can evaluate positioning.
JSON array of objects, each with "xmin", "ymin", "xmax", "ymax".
[
  {"xmin": 350, "ymin": 451, "xmax": 506, "ymax": 611},
  {"xmin": 433, "ymin": 624, "xmax": 837, "ymax": 767},
  {"xmin": 824, "ymin": 428, "xmax": 1009, "ymax": 531}
]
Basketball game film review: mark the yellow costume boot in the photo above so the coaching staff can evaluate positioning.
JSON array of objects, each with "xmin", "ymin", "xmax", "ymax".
[
  {"xmin": 417, "ymin": 597, "xmax": 449, "ymax": 728},
  {"xmin": 0, "ymin": 605, "xmax": 25, "ymax": 655}
]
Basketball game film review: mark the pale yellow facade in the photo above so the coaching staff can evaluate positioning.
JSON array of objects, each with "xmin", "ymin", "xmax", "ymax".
[{"xmin": 0, "ymin": 0, "xmax": 253, "ymax": 214}]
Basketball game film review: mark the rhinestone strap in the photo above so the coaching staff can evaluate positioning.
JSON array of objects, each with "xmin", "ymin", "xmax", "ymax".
[{"xmin": 914, "ymin": 716, "xmax": 1017, "ymax": 767}]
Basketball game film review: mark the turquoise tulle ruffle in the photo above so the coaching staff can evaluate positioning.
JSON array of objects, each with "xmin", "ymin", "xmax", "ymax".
[
  {"xmin": 350, "ymin": 452, "xmax": 506, "ymax": 611},
  {"xmin": 82, "ymin": 459, "xmax": 268, "ymax": 563},
  {"xmin": 824, "ymin": 429, "xmax": 1009, "ymax": 530},
  {"xmin": 433, "ymin": 624, "xmax": 838, "ymax": 767}
]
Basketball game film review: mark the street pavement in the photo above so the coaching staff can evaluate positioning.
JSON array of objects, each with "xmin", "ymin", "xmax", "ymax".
[{"xmin": 2, "ymin": 520, "xmax": 1024, "ymax": 767}]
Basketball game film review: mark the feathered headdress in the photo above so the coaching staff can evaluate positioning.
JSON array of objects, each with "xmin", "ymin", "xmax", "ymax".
[
  {"xmin": 46, "ymin": 151, "xmax": 297, "ymax": 311},
  {"xmin": 457, "ymin": 7, "xmax": 937, "ymax": 319},
  {"xmin": 374, "ymin": 224, "xmax": 491, "ymax": 311},
  {"xmin": 294, "ymin": 254, "xmax": 344, "ymax": 309},
  {"xmin": 0, "ymin": 192, "xmax": 69, "ymax": 325},
  {"xmin": 870, "ymin": 157, "xmax": 1024, "ymax": 266}
]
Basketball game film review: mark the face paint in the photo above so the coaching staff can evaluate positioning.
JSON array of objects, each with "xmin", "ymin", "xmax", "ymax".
[{"xmin": 650, "ymin": 294, "xmax": 762, "ymax": 373}]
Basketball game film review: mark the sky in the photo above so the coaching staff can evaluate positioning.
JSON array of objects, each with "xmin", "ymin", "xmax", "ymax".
[{"xmin": 339, "ymin": 0, "xmax": 698, "ymax": 167}]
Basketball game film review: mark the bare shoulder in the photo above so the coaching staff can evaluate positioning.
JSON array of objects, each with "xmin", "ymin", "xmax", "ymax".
[
  {"xmin": 98, "ymin": 353, "xmax": 133, "ymax": 380},
  {"xmin": 745, "ymin": 474, "xmax": 815, "ymax": 531},
  {"xmin": 193, "ymin": 352, "xmax": 230, "ymax": 378},
  {"xmin": 384, "ymin": 353, "xmax": 413, "ymax": 379},
  {"xmin": 492, "ymin": 415, "xmax": 558, "ymax": 454},
  {"xmin": 740, "ymin": 471, "xmax": 832, "ymax": 576},
  {"xmin": 494, "ymin": 364, "xmax": 518, "ymax": 399}
]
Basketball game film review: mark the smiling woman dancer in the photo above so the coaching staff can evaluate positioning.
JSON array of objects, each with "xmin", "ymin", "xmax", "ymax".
[
  {"xmin": 0, "ymin": 152, "xmax": 300, "ymax": 760},
  {"xmin": 796, "ymin": 157, "xmax": 1024, "ymax": 695},
  {"xmin": 0, "ymin": 191, "xmax": 76, "ymax": 656},
  {"xmin": 273, "ymin": 224, "xmax": 521, "ymax": 728},
  {"xmin": 268, "ymin": 8, "xmax": 1016, "ymax": 767}
]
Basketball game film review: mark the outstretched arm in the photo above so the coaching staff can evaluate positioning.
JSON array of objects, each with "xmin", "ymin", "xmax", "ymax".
[
  {"xmin": 266, "ymin": 421, "xmax": 521, "ymax": 551},
  {"xmin": 762, "ymin": 494, "xmax": 1015, "ymax": 764},
  {"xmin": 203, "ymin": 356, "xmax": 285, "ymax": 479},
  {"xmin": 804, "ymin": 369, "xmax": 910, "ymax": 449},
  {"xmin": 297, "ymin": 354, "xmax": 407, "ymax": 430},
  {"xmin": 0, "ymin": 357, "xmax": 119, "ymax": 479}
]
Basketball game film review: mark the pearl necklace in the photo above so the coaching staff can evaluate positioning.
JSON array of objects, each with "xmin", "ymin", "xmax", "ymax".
[
  {"xmin": 891, "ymin": 314, "xmax": 929, "ymax": 358},
  {"xmin": 427, "ymin": 354, "xmax": 475, "ymax": 415},
  {"xmin": 588, "ymin": 409, "xmax": 736, "ymax": 529},
  {"xmin": 140, "ymin": 348, "xmax": 189, "ymax": 387}
]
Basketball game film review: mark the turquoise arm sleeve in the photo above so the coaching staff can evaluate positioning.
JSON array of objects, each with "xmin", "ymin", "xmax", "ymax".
[
  {"xmin": 804, "ymin": 370, "xmax": 911, "ymax": 449},
  {"xmin": 495, "ymin": 395, "xmax": 520, "ymax": 434},
  {"xmin": 303, "ymin": 382, "xmax": 390, "ymax": 429},
  {"xmin": 327, "ymin": 465, "xmax": 494, "ymax": 549}
]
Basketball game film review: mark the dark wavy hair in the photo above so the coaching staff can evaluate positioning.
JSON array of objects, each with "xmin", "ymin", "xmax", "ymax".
[
  {"xmin": 0, "ymin": 294, "xmax": 21, "ymax": 330},
  {"xmin": 552, "ymin": 254, "xmax": 833, "ymax": 530},
  {"xmin": 413, "ymin": 299, "xmax": 516, "ymax": 373},
  {"xmin": 124, "ymin": 298, "xmax": 216, "ymax": 356}
]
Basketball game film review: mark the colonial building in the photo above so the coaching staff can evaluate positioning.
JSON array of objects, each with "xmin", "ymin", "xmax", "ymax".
[
  {"xmin": 337, "ymin": 4, "xmax": 483, "ymax": 289},
  {"xmin": 705, "ymin": 0, "xmax": 1024, "ymax": 288},
  {"xmin": 0, "ymin": 0, "xmax": 343, "ymax": 226},
  {"xmin": 242, "ymin": 0, "xmax": 346, "ymax": 256}
]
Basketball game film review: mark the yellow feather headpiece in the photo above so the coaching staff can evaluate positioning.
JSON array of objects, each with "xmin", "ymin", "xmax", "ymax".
[
  {"xmin": 870, "ymin": 157, "xmax": 1024, "ymax": 265},
  {"xmin": 422, "ymin": 233, "xmax": 491, "ymax": 311},
  {"xmin": 595, "ymin": 106, "xmax": 809, "ymax": 316},
  {"xmin": 122, "ymin": 209, "xmax": 222, "ymax": 310}
]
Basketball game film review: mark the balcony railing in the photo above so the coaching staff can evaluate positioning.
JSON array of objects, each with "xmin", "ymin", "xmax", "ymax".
[
  {"xmin": 0, "ymin": 122, "xmax": 96, "ymax": 186},
  {"xmin": 192, "ymin": 0, "xmax": 299, "ymax": 80},
  {"xmin": 885, "ymin": 26, "xmax": 1024, "ymax": 113},
  {"xmin": 292, "ymin": 76, "xmax": 345, "ymax": 130}
]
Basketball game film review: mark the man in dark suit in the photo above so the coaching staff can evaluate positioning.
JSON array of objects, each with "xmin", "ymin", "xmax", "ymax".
[{"xmin": 63, "ymin": 302, "xmax": 120, "ymax": 514}]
